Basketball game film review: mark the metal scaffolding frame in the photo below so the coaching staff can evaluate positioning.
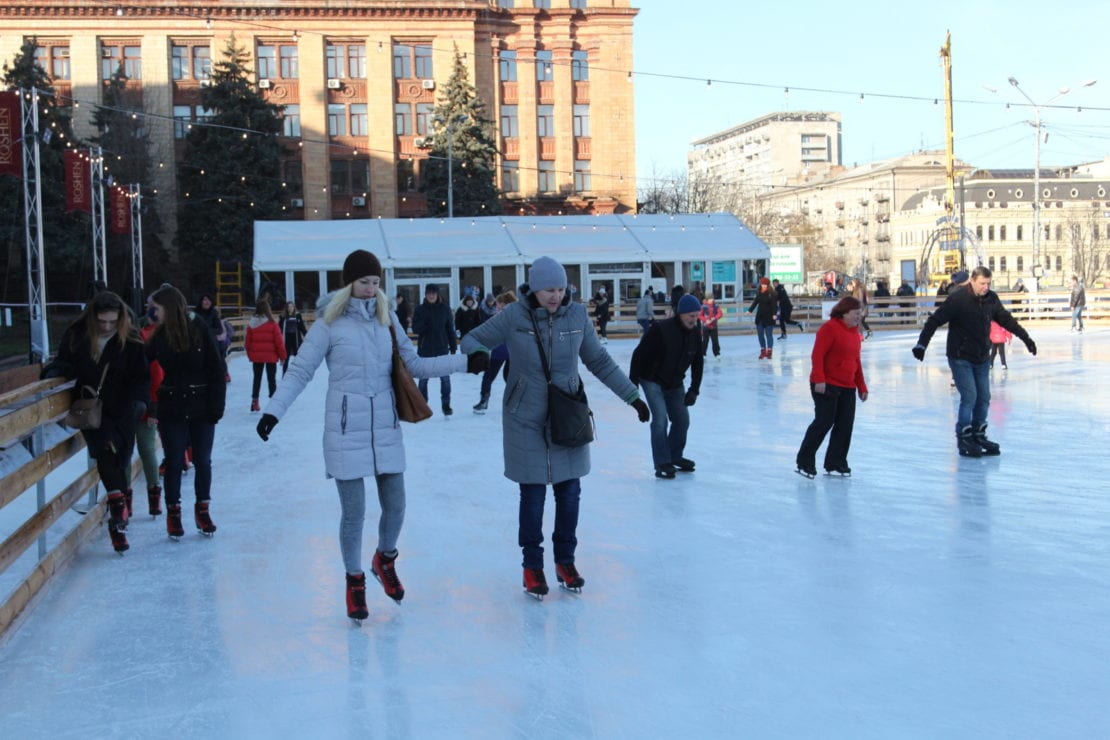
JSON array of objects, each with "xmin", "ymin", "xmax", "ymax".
[
  {"xmin": 129, "ymin": 183, "xmax": 143, "ymax": 311},
  {"xmin": 22, "ymin": 87, "xmax": 48, "ymax": 364},
  {"xmin": 90, "ymin": 145, "xmax": 107, "ymax": 287}
]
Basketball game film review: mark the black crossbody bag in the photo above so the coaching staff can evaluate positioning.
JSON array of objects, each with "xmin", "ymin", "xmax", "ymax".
[{"xmin": 530, "ymin": 312, "xmax": 595, "ymax": 448}]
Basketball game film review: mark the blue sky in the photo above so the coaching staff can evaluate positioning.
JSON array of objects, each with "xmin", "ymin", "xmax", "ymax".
[{"xmin": 632, "ymin": 0, "xmax": 1108, "ymax": 186}]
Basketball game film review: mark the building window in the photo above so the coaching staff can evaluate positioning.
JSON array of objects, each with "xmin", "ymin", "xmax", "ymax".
[
  {"xmin": 1000, "ymin": 256, "xmax": 1007, "ymax": 271},
  {"xmin": 34, "ymin": 45, "xmax": 70, "ymax": 81},
  {"xmin": 1017, "ymin": 256, "xmax": 1024, "ymax": 272},
  {"xmin": 171, "ymin": 44, "xmax": 210, "ymax": 81},
  {"xmin": 393, "ymin": 43, "xmax": 433, "ymax": 80},
  {"xmin": 350, "ymin": 104, "xmax": 368, "ymax": 137},
  {"xmin": 394, "ymin": 104, "xmax": 413, "ymax": 135},
  {"xmin": 351, "ymin": 160, "xmax": 369, "ymax": 195},
  {"xmin": 537, "ymin": 105, "xmax": 555, "ymax": 137},
  {"xmin": 1056, "ymin": 255, "xmax": 1062, "ymax": 271},
  {"xmin": 988, "ymin": 225, "xmax": 995, "ymax": 241},
  {"xmin": 534, "ymin": 0, "xmax": 551, "ymax": 8},
  {"xmin": 257, "ymin": 45, "xmax": 277, "ymax": 79},
  {"xmin": 574, "ymin": 160, "xmax": 591, "ymax": 192},
  {"xmin": 414, "ymin": 45, "xmax": 433, "ymax": 78},
  {"xmin": 327, "ymin": 43, "xmax": 366, "ymax": 79},
  {"xmin": 397, "ymin": 159, "xmax": 416, "ymax": 191},
  {"xmin": 1000, "ymin": 225, "xmax": 1007, "ymax": 241},
  {"xmin": 330, "ymin": 160, "xmax": 369, "ymax": 199},
  {"xmin": 1055, "ymin": 224, "xmax": 1063, "ymax": 241},
  {"xmin": 571, "ymin": 50, "xmax": 589, "ymax": 81},
  {"xmin": 416, "ymin": 103, "xmax": 434, "ymax": 135},
  {"xmin": 498, "ymin": 0, "xmax": 515, "ymax": 7},
  {"xmin": 173, "ymin": 105, "xmax": 191, "ymax": 139},
  {"xmin": 501, "ymin": 161, "xmax": 519, "ymax": 192},
  {"xmin": 500, "ymin": 105, "xmax": 519, "ymax": 138},
  {"xmin": 975, "ymin": 225, "xmax": 982, "ymax": 240},
  {"xmin": 283, "ymin": 160, "xmax": 304, "ymax": 199},
  {"xmin": 280, "ymin": 45, "xmax": 299, "ymax": 79},
  {"xmin": 538, "ymin": 161, "xmax": 555, "ymax": 192},
  {"xmin": 573, "ymin": 105, "xmax": 590, "ymax": 137},
  {"xmin": 101, "ymin": 44, "xmax": 142, "ymax": 80},
  {"xmin": 1016, "ymin": 224, "xmax": 1023, "ymax": 241},
  {"xmin": 328, "ymin": 104, "xmax": 347, "ymax": 137},
  {"xmin": 282, "ymin": 105, "xmax": 301, "ymax": 137},
  {"xmin": 535, "ymin": 50, "xmax": 553, "ymax": 82},
  {"xmin": 988, "ymin": 256, "xmax": 995, "ymax": 271},
  {"xmin": 331, "ymin": 159, "xmax": 350, "ymax": 195},
  {"xmin": 392, "ymin": 44, "xmax": 411, "ymax": 79},
  {"xmin": 570, "ymin": 0, "xmax": 587, "ymax": 8},
  {"xmin": 499, "ymin": 50, "xmax": 517, "ymax": 82}
]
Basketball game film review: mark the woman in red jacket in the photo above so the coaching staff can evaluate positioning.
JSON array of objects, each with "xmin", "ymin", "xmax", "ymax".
[
  {"xmin": 795, "ymin": 296, "xmax": 869, "ymax": 478},
  {"xmin": 245, "ymin": 298, "xmax": 287, "ymax": 411}
]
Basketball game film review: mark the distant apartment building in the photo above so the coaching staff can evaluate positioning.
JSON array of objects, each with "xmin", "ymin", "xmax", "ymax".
[
  {"xmin": 0, "ymin": 0, "xmax": 638, "ymax": 258},
  {"xmin": 687, "ymin": 111, "xmax": 842, "ymax": 210}
]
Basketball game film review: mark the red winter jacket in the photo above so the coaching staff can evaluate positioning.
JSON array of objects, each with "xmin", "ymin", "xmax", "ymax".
[
  {"xmin": 245, "ymin": 318, "xmax": 287, "ymax": 364},
  {"xmin": 809, "ymin": 316, "xmax": 868, "ymax": 393},
  {"xmin": 699, "ymin": 302, "xmax": 723, "ymax": 329}
]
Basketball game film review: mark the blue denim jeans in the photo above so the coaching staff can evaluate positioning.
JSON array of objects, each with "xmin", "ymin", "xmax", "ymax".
[
  {"xmin": 418, "ymin": 376, "xmax": 451, "ymax": 405},
  {"xmin": 1071, "ymin": 306, "xmax": 1084, "ymax": 330},
  {"xmin": 756, "ymin": 322, "xmax": 775, "ymax": 350},
  {"xmin": 640, "ymin": 380, "xmax": 690, "ymax": 468},
  {"xmin": 948, "ymin": 358, "xmax": 991, "ymax": 434},
  {"xmin": 159, "ymin": 417, "xmax": 215, "ymax": 505},
  {"xmin": 518, "ymin": 478, "xmax": 581, "ymax": 570}
]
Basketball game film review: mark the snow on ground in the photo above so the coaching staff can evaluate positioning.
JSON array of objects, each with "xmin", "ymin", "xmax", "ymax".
[{"xmin": 1, "ymin": 325, "xmax": 1108, "ymax": 738}]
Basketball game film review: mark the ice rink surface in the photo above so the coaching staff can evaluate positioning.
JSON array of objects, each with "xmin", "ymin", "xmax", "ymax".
[{"xmin": 1, "ymin": 324, "xmax": 1108, "ymax": 738}]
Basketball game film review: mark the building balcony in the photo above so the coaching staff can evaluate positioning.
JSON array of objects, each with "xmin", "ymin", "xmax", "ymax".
[
  {"xmin": 539, "ymin": 137, "xmax": 556, "ymax": 160},
  {"xmin": 503, "ymin": 138, "xmax": 520, "ymax": 159},
  {"xmin": 574, "ymin": 137, "xmax": 591, "ymax": 159},
  {"xmin": 573, "ymin": 80, "xmax": 589, "ymax": 104},
  {"xmin": 537, "ymin": 81, "xmax": 555, "ymax": 104},
  {"xmin": 501, "ymin": 81, "xmax": 518, "ymax": 104}
]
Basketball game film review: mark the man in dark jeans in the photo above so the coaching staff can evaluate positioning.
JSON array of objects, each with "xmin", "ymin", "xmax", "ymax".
[
  {"xmin": 912, "ymin": 266, "xmax": 1036, "ymax": 457},
  {"xmin": 412, "ymin": 284, "xmax": 457, "ymax": 417}
]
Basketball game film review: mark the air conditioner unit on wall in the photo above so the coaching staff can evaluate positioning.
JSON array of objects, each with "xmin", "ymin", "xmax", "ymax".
[
  {"xmin": 421, "ymin": 79, "xmax": 435, "ymax": 90},
  {"xmin": 199, "ymin": 79, "xmax": 213, "ymax": 87},
  {"xmin": 351, "ymin": 196, "xmax": 366, "ymax": 207},
  {"xmin": 413, "ymin": 137, "xmax": 428, "ymax": 148},
  {"xmin": 290, "ymin": 198, "xmax": 304, "ymax": 208},
  {"xmin": 327, "ymin": 78, "xmax": 341, "ymax": 89},
  {"xmin": 258, "ymin": 79, "xmax": 272, "ymax": 89}
]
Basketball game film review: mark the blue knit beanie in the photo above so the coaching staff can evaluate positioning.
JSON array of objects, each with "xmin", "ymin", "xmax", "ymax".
[
  {"xmin": 677, "ymin": 293, "xmax": 701, "ymax": 315},
  {"xmin": 528, "ymin": 257, "xmax": 567, "ymax": 291}
]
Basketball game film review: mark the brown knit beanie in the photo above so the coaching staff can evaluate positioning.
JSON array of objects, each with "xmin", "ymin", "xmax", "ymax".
[{"xmin": 342, "ymin": 250, "xmax": 382, "ymax": 286}]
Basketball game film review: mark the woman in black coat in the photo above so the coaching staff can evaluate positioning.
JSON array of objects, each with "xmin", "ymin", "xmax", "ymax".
[
  {"xmin": 145, "ymin": 284, "xmax": 227, "ymax": 540},
  {"xmin": 747, "ymin": 277, "xmax": 779, "ymax": 359},
  {"xmin": 279, "ymin": 301, "xmax": 307, "ymax": 376},
  {"xmin": 43, "ymin": 292, "xmax": 149, "ymax": 553}
]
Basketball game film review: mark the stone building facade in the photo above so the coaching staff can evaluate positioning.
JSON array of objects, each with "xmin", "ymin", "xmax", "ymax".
[{"xmin": 0, "ymin": 0, "xmax": 638, "ymax": 258}]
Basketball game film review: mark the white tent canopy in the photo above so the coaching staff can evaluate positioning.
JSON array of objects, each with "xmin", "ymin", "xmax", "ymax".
[{"xmin": 253, "ymin": 213, "xmax": 770, "ymax": 271}]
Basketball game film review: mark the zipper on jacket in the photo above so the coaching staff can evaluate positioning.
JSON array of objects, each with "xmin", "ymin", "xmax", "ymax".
[{"xmin": 341, "ymin": 394, "xmax": 348, "ymax": 434}]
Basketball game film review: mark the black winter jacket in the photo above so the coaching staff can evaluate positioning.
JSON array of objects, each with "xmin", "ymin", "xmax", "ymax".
[
  {"xmin": 917, "ymin": 284, "xmax": 1030, "ymax": 363},
  {"xmin": 748, "ymin": 289, "xmax": 778, "ymax": 325},
  {"xmin": 145, "ymin": 317, "xmax": 227, "ymax": 422},
  {"xmin": 629, "ymin": 317, "xmax": 703, "ymax": 392},
  {"xmin": 412, "ymin": 300, "xmax": 457, "ymax": 357}
]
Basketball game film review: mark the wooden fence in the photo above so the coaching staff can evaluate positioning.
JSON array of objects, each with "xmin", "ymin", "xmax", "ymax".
[{"xmin": 0, "ymin": 364, "xmax": 140, "ymax": 638}]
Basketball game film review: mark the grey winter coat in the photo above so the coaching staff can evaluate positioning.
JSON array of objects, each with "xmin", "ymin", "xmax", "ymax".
[
  {"xmin": 461, "ymin": 299, "xmax": 639, "ymax": 485},
  {"xmin": 264, "ymin": 295, "xmax": 465, "ymax": 480}
]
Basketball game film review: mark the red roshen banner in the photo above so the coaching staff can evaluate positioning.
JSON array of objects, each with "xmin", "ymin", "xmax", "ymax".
[
  {"xmin": 65, "ymin": 149, "xmax": 92, "ymax": 213},
  {"xmin": 109, "ymin": 185, "xmax": 131, "ymax": 235},
  {"xmin": 0, "ymin": 91, "xmax": 22, "ymax": 178}
]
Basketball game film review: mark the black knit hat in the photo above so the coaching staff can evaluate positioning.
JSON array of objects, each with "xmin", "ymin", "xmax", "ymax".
[{"xmin": 342, "ymin": 250, "xmax": 382, "ymax": 286}]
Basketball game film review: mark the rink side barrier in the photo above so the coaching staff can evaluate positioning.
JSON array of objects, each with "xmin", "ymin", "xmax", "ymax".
[{"xmin": 0, "ymin": 364, "xmax": 142, "ymax": 640}]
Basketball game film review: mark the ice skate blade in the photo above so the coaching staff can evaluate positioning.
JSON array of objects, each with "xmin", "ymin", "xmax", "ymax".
[
  {"xmin": 350, "ymin": 618, "xmax": 363, "ymax": 628},
  {"xmin": 199, "ymin": 530, "xmax": 215, "ymax": 538},
  {"xmin": 824, "ymin": 471, "xmax": 851, "ymax": 478},
  {"xmin": 524, "ymin": 590, "xmax": 546, "ymax": 601},
  {"xmin": 168, "ymin": 534, "xmax": 182, "ymax": 542},
  {"xmin": 795, "ymin": 467, "xmax": 816, "ymax": 480},
  {"xmin": 558, "ymin": 582, "xmax": 583, "ymax": 594}
]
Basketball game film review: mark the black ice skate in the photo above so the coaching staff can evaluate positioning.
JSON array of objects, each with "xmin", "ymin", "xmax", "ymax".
[
  {"xmin": 107, "ymin": 492, "xmax": 129, "ymax": 554},
  {"xmin": 473, "ymin": 394, "xmax": 489, "ymax": 414},
  {"xmin": 673, "ymin": 457, "xmax": 696, "ymax": 473},
  {"xmin": 523, "ymin": 568, "xmax": 549, "ymax": 600},
  {"xmin": 795, "ymin": 463, "xmax": 817, "ymax": 480},
  {"xmin": 556, "ymin": 563, "xmax": 585, "ymax": 593},
  {"xmin": 372, "ymin": 550, "xmax": 405, "ymax": 603},
  {"xmin": 166, "ymin": 504, "xmax": 185, "ymax": 540},
  {"xmin": 825, "ymin": 465, "xmax": 852, "ymax": 477},
  {"xmin": 442, "ymin": 403, "xmax": 453, "ymax": 419},
  {"xmin": 147, "ymin": 485, "xmax": 162, "ymax": 516},
  {"xmin": 654, "ymin": 464, "xmax": 676, "ymax": 480},
  {"xmin": 195, "ymin": 501, "xmax": 217, "ymax": 536},
  {"xmin": 346, "ymin": 572, "xmax": 369, "ymax": 623},
  {"xmin": 972, "ymin": 423, "xmax": 1001, "ymax": 456},
  {"xmin": 957, "ymin": 426, "xmax": 984, "ymax": 458}
]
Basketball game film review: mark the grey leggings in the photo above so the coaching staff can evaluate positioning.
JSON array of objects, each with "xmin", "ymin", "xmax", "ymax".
[{"xmin": 335, "ymin": 473, "xmax": 406, "ymax": 575}]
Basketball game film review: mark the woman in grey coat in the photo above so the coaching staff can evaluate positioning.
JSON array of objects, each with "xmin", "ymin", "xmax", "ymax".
[
  {"xmin": 256, "ymin": 250, "xmax": 485, "ymax": 622},
  {"xmin": 461, "ymin": 256, "xmax": 650, "ymax": 598}
]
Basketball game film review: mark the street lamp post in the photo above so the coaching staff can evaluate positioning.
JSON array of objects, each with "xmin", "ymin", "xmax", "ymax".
[
  {"xmin": 1007, "ymin": 77, "xmax": 1097, "ymax": 291},
  {"xmin": 433, "ymin": 114, "xmax": 467, "ymax": 218}
]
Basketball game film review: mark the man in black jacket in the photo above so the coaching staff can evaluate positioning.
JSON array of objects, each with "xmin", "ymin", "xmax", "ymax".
[
  {"xmin": 630, "ymin": 293, "xmax": 704, "ymax": 479},
  {"xmin": 912, "ymin": 266, "xmax": 1036, "ymax": 457},
  {"xmin": 412, "ymin": 284, "xmax": 457, "ymax": 416}
]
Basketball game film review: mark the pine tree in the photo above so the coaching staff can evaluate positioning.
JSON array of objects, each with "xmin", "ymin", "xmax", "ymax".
[
  {"xmin": 90, "ymin": 67, "xmax": 166, "ymax": 308},
  {"xmin": 176, "ymin": 35, "xmax": 287, "ymax": 292},
  {"xmin": 420, "ymin": 50, "xmax": 501, "ymax": 217},
  {"xmin": 0, "ymin": 38, "xmax": 88, "ymax": 299}
]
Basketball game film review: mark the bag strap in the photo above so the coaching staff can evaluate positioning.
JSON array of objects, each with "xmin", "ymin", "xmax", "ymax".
[
  {"xmin": 528, "ymin": 312, "xmax": 553, "ymax": 384},
  {"xmin": 388, "ymin": 323, "xmax": 402, "ymax": 360},
  {"xmin": 93, "ymin": 363, "xmax": 110, "ymax": 396}
]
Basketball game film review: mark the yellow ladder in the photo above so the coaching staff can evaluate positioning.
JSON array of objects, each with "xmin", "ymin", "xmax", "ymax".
[{"xmin": 215, "ymin": 260, "xmax": 243, "ymax": 314}]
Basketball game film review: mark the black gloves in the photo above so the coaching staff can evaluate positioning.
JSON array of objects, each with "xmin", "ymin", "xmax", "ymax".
[
  {"xmin": 1024, "ymin": 339, "xmax": 1037, "ymax": 356},
  {"xmin": 684, "ymin": 389, "xmax": 698, "ymax": 407},
  {"xmin": 256, "ymin": 413, "xmax": 278, "ymax": 441},
  {"xmin": 132, "ymin": 400, "xmax": 147, "ymax": 420},
  {"xmin": 467, "ymin": 352, "xmax": 490, "ymax": 374},
  {"xmin": 911, "ymin": 344, "xmax": 926, "ymax": 361},
  {"xmin": 631, "ymin": 398, "xmax": 650, "ymax": 423}
]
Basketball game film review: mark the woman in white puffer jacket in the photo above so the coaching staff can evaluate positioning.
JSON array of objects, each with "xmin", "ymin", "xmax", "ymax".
[{"xmin": 256, "ymin": 249, "xmax": 482, "ymax": 622}]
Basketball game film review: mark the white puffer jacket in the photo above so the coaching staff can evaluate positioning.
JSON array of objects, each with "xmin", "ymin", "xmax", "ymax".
[{"xmin": 265, "ymin": 295, "xmax": 465, "ymax": 480}]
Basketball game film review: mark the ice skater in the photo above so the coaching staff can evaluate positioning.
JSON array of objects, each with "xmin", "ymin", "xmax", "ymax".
[
  {"xmin": 1070, "ymin": 275, "xmax": 1086, "ymax": 333},
  {"xmin": 279, "ymin": 301, "xmax": 306, "ymax": 376},
  {"xmin": 698, "ymin": 296, "xmax": 723, "ymax": 358},
  {"xmin": 473, "ymin": 291, "xmax": 516, "ymax": 413},
  {"xmin": 461, "ymin": 256, "xmax": 650, "ymax": 599},
  {"xmin": 256, "ymin": 250, "xmax": 485, "ymax": 622},
  {"xmin": 773, "ymin": 279, "xmax": 804, "ymax": 338},
  {"xmin": 989, "ymin": 320, "xmax": 1011, "ymax": 370},
  {"xmin": 912, "ymin": 266, "xmax": 1036, "ymax": 457},
  {"xmin": 747, "ymin": 277, "xmax": 778, "ymax": 359},
  {"xmin": 795, "ymin": 296, "xmax": 868, "ymax": 478},
  {"xmin": 245, "ymin": 298, "xmax": 286, "ymax": 411},
  {"xmin": 412, "ymin": 284, "xmax": 457, "ymax": 417},
  {"xmin": 630, "ymin": 293, "xmax": 703, "ymax": 479}
]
